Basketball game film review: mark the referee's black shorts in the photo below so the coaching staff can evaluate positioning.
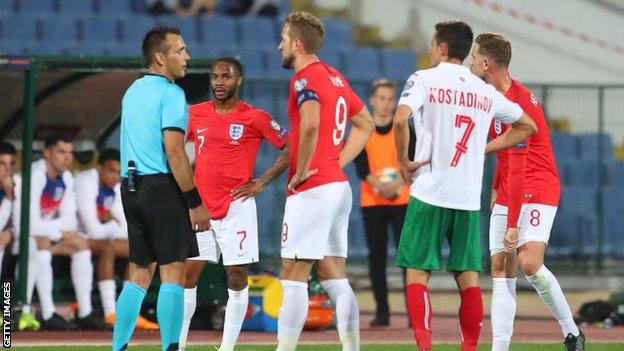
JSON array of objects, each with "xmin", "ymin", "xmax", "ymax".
[{"xmin": 121, "ymin": 173, "xmax": 199, "ymax": 267}]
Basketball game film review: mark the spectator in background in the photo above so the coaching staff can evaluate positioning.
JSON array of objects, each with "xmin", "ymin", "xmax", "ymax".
[
  {"xmin": 75, "ymin": 149, "xmax": 158, "ymax": 330},
  {"xmin": 226, "ymin": 0, "xmax": 278, "ymax": 16},
  {"xmin": 146, "ymin": 0, "xmax": 179, "ymax": 15},
  {"xmin": 13, "ymin": 135, "xmax": 109, "ymax": 331},
  {"xmin": 354, "ymin": 79, "xmax": 414, "ymax": 327},
  {"xmin": 177, "ymin": 0, "xmax": 219, "ymax": 16},
  {"xmin": 0, "ymin": 142, "xmax": 16, "ymax": 280}
]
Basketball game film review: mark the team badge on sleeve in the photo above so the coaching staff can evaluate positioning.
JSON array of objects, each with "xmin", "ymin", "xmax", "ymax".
[
  {"xmin": 494, "ymin": 120, "xmax": 502, "ymax": 135},
  {"xmin": 294, "ymin": 78, "xmax": 308, "ymax": 92},
  {"xmin": 270, "ymin": 120, "xmax": 281, "ymax": 131},
  {"xmin": 229, "ymin": 124, "xmax": 244, "ymax": 140},
  {"xmin": 401, "ymin": 78, "xmax": 415, "ymax": 97}
]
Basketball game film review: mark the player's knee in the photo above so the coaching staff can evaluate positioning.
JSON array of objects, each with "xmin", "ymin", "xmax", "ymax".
[
  {"xmin": 226, "ymin": 267, "xmax": 248, "ymax": 290},
  {"xmin": 521, "ymin": 261, "xmax": 542, "ymax": 276}
]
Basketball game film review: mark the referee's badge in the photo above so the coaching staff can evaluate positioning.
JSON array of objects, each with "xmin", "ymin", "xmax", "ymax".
[{"xmin": 229, "ymin": 123, "xmax": 244, "ymax": 140}]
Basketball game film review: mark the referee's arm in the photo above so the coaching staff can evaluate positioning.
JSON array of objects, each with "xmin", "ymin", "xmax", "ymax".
[{"xmin": 164, "ymin": 130, "xmax": 211, "ymax": 231}]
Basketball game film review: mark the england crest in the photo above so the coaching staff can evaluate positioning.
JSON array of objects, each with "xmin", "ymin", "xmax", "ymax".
[{"xmin": 229, "ymin": 124, "xmax": 244, "ymax": 140}]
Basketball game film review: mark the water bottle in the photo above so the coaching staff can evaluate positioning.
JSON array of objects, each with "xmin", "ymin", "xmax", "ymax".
[{"xmin": 128, "ymin": 160, "xmax": 136, "ymax": 192}]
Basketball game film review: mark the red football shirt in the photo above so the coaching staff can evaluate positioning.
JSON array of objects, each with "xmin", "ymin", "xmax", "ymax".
[
  {"xmin": 188, "ymin": 100, "xmax": 288, "ymax": 219},
  {"xmin": 287, "ymin": 61, "xmax": 364, "ymax": 195},
  {"xmin": 490, "ymin": 80, "xmax": 561, "ymax": 228}
]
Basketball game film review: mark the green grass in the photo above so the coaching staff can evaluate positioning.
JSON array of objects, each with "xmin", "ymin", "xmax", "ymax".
[{"xmin": 11, "ymin": 344, "xmax": 624, "ymax": 351}]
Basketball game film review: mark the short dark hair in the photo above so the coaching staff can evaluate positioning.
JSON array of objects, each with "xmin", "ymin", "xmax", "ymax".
[
  {"xmin": 142, "ymin": 26, "xmax": 181, "ymax": 65},
  {"xmin": 212, "ymin": 56, "xmax": 244, "ymax": 77},
  {"xmin": 475, "ymin": 33, "xmax": 512, "ymax": 68},
  {"xmin": 44, "ymin": 135, "xmax": 73, "ymax": 149},
  {"xmin": 0, "ymin": 142, "xmax": 16, "ymax": 156},
  {"xmin": 371, "ymin": 78, "xmax": 396, "ymax": 95},
  {"xmin": 285, "ymin": 11, "xmax": 325, "ymax": 54},
  {"xmin": 434, "ymin": 20, "xmax": 474, "ymax": 61},
  {"xmin": 98, "ymin": 148, "xmax": 120, "ymax": 165}
]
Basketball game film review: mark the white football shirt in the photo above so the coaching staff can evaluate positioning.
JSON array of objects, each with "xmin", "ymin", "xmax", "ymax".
[{"xmin": 399, "ymin": 62, "xmax": 523, "ymax": 210}]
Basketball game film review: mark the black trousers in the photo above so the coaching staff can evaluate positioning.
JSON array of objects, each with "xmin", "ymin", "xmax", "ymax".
[{"xmin": 362, "ymin": 205, "xmax": 407, "ymax": 316}]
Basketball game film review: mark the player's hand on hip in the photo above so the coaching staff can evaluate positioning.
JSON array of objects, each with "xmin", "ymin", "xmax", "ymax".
[
  {"xmin": 189, "ymin": 205, "xmax": 211, "ymax": 232},
  {"xmin": 399, "ymin": 160, "xmax": 429, "ymax": 185},
  {"xmin": 287, "ymin": 168, "xmax": 318, "ymax": 193},
  {"xmin": 231, "ymin": 179, "xmax": 265, "ymax": 202},
  {"xmin": 503, "ymin": 227, "xmax": 518, "ymax": 252}
]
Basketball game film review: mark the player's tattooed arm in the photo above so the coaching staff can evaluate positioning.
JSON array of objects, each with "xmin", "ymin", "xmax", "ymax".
[{"xmin": 231, "ymin": 143, "xmax": 291, "ymax": 202}]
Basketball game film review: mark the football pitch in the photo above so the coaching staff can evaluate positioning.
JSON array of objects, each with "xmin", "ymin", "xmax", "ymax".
[{"xmin": 11, "ymin": 344, "xmax": 624, "ymax": 351}]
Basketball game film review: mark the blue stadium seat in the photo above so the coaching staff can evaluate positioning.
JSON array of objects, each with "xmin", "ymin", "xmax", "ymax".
[
  {"xmin": 58, "ymin": 0, "xmax": 94, "ymax": 16},
  {"xmin": 80, "ymin": 17, "xmax": 119, "ymax": 45},
  {"xmin": 64, "ymin": 42, "xmax": 107, "ymax": 56},
  {"xmin": 344, "ymin": 47, "xmax": 381, "ymax": 80},
  {"xmin": 319, "ymin": 48, "xmax": 344, "ymax": 71},
  {"xmin": 563, "ymin": 160, "xmax": 599, "ymax": 186},
  {"xmin": 577, "ymin": 133, "xmax": 614, "ymax": 160},
  {"xmin": 604, "ymin": 215, "xmax": 624, "ymax": 259},
  {"xmin": 1, "ymin": 15, "xmax": 38, "ymax": 41},
  {"xmin": 348, "ymin": 209, "xmax": 368, "ymax": 258},
  {"xmin": 230, "ymin": 47, "xmax": 265, "ymax": 79},
  {"xmin": 40, "ymin": 17, "xmax": 79, "ymax": 42},
  {"xmin": 154, "ymin": 16, "xmax": 199, "ymax": 43},
  {"xmin": 0, "ymin": 40, "xmax": 26, "ymax": 54},
  {"xmin": 238, "ymin": 17, "xmax": 276, "ymax": 49},
  {"xmin": 189, "ymin": 43, "xmax": 222, "ymax": 59},
  {"xmin": 106, "ymin": 42, "xmax": 141, "ymax": 57},
  {"xmin": 265, "ymin": 50, "xmax": 290, "ymax": 79},
  {"xmin": 199, "ymin": 15, "xmax": 236, "ymax": 49},
  {"xmin": 119, "ymin": 16, "xmax": 155, "ymax": 43},
  {"xmin": 550, "ymin": 132, "xmax": 577, "ymax": 163},
  {"xmin": 604, "ymin": 161, "xmax": 624, "ymax": 187},
  {"xmin": 381, "ymin": 49, "xmax": 416, "ymax": 81},
  {"xmin": 322, "ymin": 17, "xmax": 353, "ymax": 50},
  {"xmin": 17, "ymin": 0, "xmax": 55, "ymax": 15},
  {"xmin": 548, "ymin": 213, "xmax": 576, "ymax": 257},
  {"xmin": 559, "ymin": 186, "xmax": 597, "ymax": 216},
  {"xmin": 246, "ymin": 95, "xmax": 276, "ymax": 118},
  {"xmin": 576, "ymin": 215, "xmax": 598, "ymax": 257},
  {"xmin": 601, "ymin": 186, "xmax": 624, "ymax": 218},
  {"xmin": 0, "ymin": 0, "xmax": 15, "ymax": 15},
  {"xmin": 96, "ymin": 0, "xmax": 132, "ymax": 15}
]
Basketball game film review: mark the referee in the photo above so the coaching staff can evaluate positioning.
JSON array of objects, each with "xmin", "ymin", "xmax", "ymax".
[{"xmin": 112, "ymin": 26, "xmax": 210, "ymax": 351}]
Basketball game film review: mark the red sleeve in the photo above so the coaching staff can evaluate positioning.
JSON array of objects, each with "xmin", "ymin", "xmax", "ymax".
[
  {"xmin": 186, "ymin": 108, "xmax": 195, "ymax": 142},
  {"xmin": 348, "ymin": 87, "xmax": 365, "ymax": 118},
  {"xmin": 492, "ymin": 161, "xmax": 501, "ymax": 191},
  {"xmin": 254, "ymin": 110, "xmax": 288, "ymax": 150},
  {"xmin": 506, "ymin": 139, "xmax": 529, "ymax": 228}
]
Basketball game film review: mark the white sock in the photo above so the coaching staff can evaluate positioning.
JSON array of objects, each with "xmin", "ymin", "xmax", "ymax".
[
  {"xmin": 98, "ymin": 279, "xmax": 117, "ymax": 316},
  {"xmin": 320, "ymin": 278, "xmax": 360, "ymax": 351},
  {"xmin": 35, "ymin": 250, "xmax": 55, "ymax": 320},
  {"xmin": 179, "ymin": 286, "xmax": 197, "ymax": 349},
  {"xmin": 71, "ymin": 250, "xmax": 93, "ymax": 318},
  {"xmin": 276, "ymin": 280, "xmax": 308, "ymax": 351},
  {"xmin": 526, "ymin": 265, "xmax": 580, "ymax": 337},
  {"xmin": 491, "ymin": 278, "xmax": 517, "ymax": 351},
  {"xmin": 220, "ymin": 286, "xmax": 249, "ymax": 351},
  {"xmin": 18, "ymin": 245, "xmax": 38, "ymax": 315}
]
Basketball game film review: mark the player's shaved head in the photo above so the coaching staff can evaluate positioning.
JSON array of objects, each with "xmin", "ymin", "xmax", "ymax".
[
  {"xmin": 284, "ymin": 11, "xmax": 325, "ymax": 55},
  {"xmin": 142, "ymin": 26, "xmax": 182, "ymax": 65},
  {"xmin": 212, "ymin": 56, "xmax": 244, "ymax": 77},
  {"xmin": 475, "ymin": 33, "xmax": 511, "ymax": 68},
  {"xmin": 434, "ymin": 20, "xmax": 473, "ymax": 61}
]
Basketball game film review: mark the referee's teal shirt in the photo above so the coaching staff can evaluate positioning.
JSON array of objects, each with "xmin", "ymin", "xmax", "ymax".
[{"xmin": 120, "ymin": 74, "xmax": 188, "ymax": 177}]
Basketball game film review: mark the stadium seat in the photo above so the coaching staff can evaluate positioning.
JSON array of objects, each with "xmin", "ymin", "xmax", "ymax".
[
  {"xmin": 17, "ymin": 0, "xmax": 55, "ymax": 15},
  {"xmin": 189, "ymin": 43, "xmax": 222, "ymax": 59},
  {"xmin": 548, "ymin": 213, "xmax": 576, "ymax": 257},
  {"xmin": 1, "ymin": 15, "xmax": 38, "ymax": 41},
  {"xmin": 603, "ymin": 215, "xmax": 624, "ymax": 259},
  {"xmin": 563, "ymin": 159, "xmax": 599, "ymax": 186},
  {"xmin": 601, "ymin": 186, "xmax": 624, "ymax": 218},
  {"xmin": 64, "ymin": 42, "xmax": 107, "ymax": 56},
  {"xmin": 0, "ymin": 40, "xmax": 26, "ymax": 55},
  {"xmin": 577, "ymin": 133, "xmax": 614, "ymax": 160},
  {"xmin": 40, "ymin": 17, "xmax": 79, "ymax": 42},
  {"xmin": 265, "ymin": 50, "xmax": 290, "ymax": 79},
  {"xmin": 229, "ymin": 47, "xmax": 265, "ymax": 79},
  {"xmin": 380, "ymin": 49, "xmax": 416, "ymax": 81},
  {"xmin": 321, "ymin": 17, "xmax": 353, "ymax": 50},
  {"xmin": 96, "ymin": 0, "xmax": 132, "ymax": 15},
  {"xmin": 80, "ymin": 17, "xmax": 119, "ymax": 46},
  {"xmin": 154, "ymin": 16, "xmax": 199, "ymax": 43},
  {"xmin": 58, "ymin": 0, "xmax": 94, "ymax": 16},
  {"xmin": 604, "ymin": 160, "xmax": 624, "ymax": 186},
  {"xmin": 106, "ymin": 42, "xmax": 141, "ymax": 57},
  {"xmin": 550, "ymin": 132, "xmax": 577, "ymax": 163},
  {"xmin": 24, "ymin": 41, "xmax": 65, "ymax": 55},
  {"xmin": 119, "ymin": 15, "xmax": 155, "ymax": 44},
  {"xmin": 344, "ymin": 47, "xmax": 381, "ymax": 80},
  {"xmin": 246, "ymin": 95, "xmax": 276, "ymax": 118},
  {"xmin": 576, "ymin": 215, "xmax": 598, "ymax": 257},
  {"xmin": 199, "ymin": 15, "xmax": 236, "ymax": 48},
  {"xmin": 559, "ymin": 186, "xmax": 597, "ymax": 216},
  {"xmin": 0, "ymin": 0, "xmax": 15, "ymax": 16},
  {"xmin": 238, "ymin": 17, "xmax": 276, "ymax": 49},
  {"xmin": 319, "ymin": 48, "xmax": 344, "ymax": 71}
]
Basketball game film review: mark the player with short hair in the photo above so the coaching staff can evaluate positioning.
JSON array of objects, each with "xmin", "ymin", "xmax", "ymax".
[
  {"xmin": 113, "ymin": 26, "xmax": 210, "ymax": 351},
  {"xmin": 12, "ymin": 135, "xmax": 109, "ymax": 331},
  {"xmin": 178, "ymin": 56, "xmax": 290, "ymax": 351},
  {"xmin": 75, "ymin": 148, "xmax": 158, "ymax": 330},
  {"xmin": 470, "ymin": 32, "xmax": 585, "ymax": 351},
  {"xmin": 394, "ymin": 21, "xmax": 537, "ymax": 351},
  {"xmin": 0, "ymin": 142, "xmax": 16, "ymax": 279},
  {"xmin": 276, "ymin": 11, "xmax": 375, "ymax": 351}
]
